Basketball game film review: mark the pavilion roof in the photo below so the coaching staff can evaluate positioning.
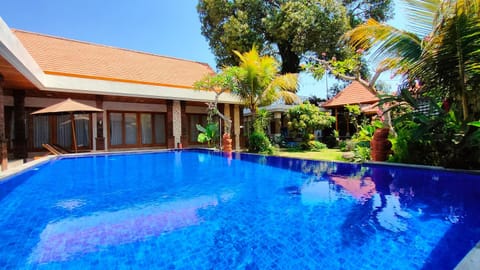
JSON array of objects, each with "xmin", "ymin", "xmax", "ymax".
[
  {"xmin": 13, "ymin": 30, "xmax": 214, "ymax": 89},
  {"xmin": 322, "ymin": 81, "xmax": 379, "ymax": 108}
]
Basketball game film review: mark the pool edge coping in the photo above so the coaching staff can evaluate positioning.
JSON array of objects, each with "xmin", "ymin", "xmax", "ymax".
[
  {"xmin": 455, "ymin": 241, "xmax": 480, "ymax": 269},
  {"xmin": 0, "ymin": 155, "xmax": 55, "ymax": 181}
]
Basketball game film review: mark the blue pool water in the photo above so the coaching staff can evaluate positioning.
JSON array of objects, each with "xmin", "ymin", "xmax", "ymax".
[{"xmin": 0, "ymin": 150, "xmax": 479, "ymax": 269}]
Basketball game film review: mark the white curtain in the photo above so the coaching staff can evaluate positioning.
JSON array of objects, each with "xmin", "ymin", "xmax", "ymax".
[
  {"xmin": 56, "ymin": 114, "xmax": 72, "ymax": 148},
  {"xmin": 154, "ymin": 114, "xmax": 165, "ymax": 144},
  {"xmin": 110, "ymin": 113, "xmax": 123, "ymax": 145},
  {"xmin": 33, "ymin": 115, "xmax": 50, "ymax": 148},
  {"xmin": 141, "ymin": 113, "xmax": 152, "ymax": 144},
  {"xmin": 75, "ymin": 113, "xmax": 90, "ymax": 147},
  {"xmin": 125, "ymin": 113, "xmax": 137, "ymax": 145}
]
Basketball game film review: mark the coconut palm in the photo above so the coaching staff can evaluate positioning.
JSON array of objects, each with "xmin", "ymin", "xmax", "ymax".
[
  {"xmin": 229, "ymin": 47, "xmax": 299, "ymax": 115},
  {"xmin": 343, "ymin": 0, "xmax": 480, "ymax": 121}
]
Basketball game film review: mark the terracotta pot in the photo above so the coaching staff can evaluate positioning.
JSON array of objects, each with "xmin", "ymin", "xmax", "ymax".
[
  {"xmin": 371, "ymin": 151, "xmax": 389, "ymax": 161},
  {"xmin": 370, "ymin": 128, "xmax": 392, "ymax": 161},
  {"xmin": 222, "ymin": 133, "xmax": 233, "ymax": 153},
  {"xmin": 373, "ymin": 128, "xmax": 390, "ymax": 139}
]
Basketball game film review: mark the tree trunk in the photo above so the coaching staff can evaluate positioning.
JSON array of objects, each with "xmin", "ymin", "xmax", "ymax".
[{"xmin": 278, "ymin": 43, "xmax": 300, "ymax": 74}]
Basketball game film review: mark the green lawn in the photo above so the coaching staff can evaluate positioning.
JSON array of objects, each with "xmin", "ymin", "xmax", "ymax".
[{"xmin": 274, "ymin": 148, "xmax": 346, "ymax": 161}]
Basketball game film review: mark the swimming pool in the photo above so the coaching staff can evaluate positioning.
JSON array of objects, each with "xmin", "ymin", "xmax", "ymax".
[{"xmin": 0, "ymin": 150, "xmax": 479, "ymax": 269}]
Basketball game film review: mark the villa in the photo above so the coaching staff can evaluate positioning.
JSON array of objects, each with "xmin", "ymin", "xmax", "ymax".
[
  {"xmin": 0, "ymin": 17, "xmax": 243, "ymax": 170},
  {"xmin": 322, "ymin": 81, "xmax": 379, "ymax": 137}
]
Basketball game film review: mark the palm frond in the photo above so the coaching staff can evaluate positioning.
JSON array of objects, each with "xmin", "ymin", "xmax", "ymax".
[
  {"xmin": 343, "ymin": 19, "xmax": 422, "ymax": 65},
  {"xmin": 403, "ymin": 0, "xmax": 441, "ymax": 37}
]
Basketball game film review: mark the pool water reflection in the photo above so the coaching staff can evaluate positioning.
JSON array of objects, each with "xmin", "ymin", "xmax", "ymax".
[{"xmin": 0, "ymin": 149, "xmax": 479, "ymax": 269}]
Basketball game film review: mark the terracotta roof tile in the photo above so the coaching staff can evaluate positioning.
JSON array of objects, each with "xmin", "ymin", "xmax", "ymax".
[
  {"xmin": 12, "ymin": 30, "xmax": 215, "ymax": 89},
  {"xmin": 322, "ymin": 81, "xmax": 379, "ymax": 108}
]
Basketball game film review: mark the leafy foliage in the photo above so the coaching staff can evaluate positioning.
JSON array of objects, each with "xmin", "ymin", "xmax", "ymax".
[
  {"xmin": 287, "ymin": 103, "xmax": 336, "ymax": 139},
  {"xmin": 194, "ymin": 47, "xmax": 298, "ymax": 154},
  {"xmin": 196, "ymin": 123, "xmax": 219, "ymax": 147},
  {"xmin": 343, "ymin": 0, "xmax": 393, "ymax": 27},
  {"xmin": 229, "ymin": 47, "xmax": 299, "ymax": 114},
  {"xmin": 339, "ymin": 0, "xmax": 480, "ymax": 168},
  {"xmin": 353, "ymin": 143, "xmax": 371, "ymax": 162},
  {"xmin": 302, "ymin": 140, "xmax": 327, "ymax": 152},
  {"xmin": 383, "ymin": 89, "xmax": 480, "ymax": 169},
  {"xmin": 253, "ymin": 109, "xmax": 271, "ymax": 133},
  {"xmin": 248, "ymin": 131, "xmax": 274, "ymax": 154},
  {"xmin": 198, "ymin": 0, "xmax": 351, "ymax": 73},
  {"xmin": 344, "ymin": 0, "xmax": 480, "ymax": 121}
]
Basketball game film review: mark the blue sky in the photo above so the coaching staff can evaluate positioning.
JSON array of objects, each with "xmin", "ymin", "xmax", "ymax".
[{"xmin": 1, "ymin": 0, "xmax": 406, "ymax": 98}]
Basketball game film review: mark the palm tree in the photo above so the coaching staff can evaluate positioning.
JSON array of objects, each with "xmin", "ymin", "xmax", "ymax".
[
  {"xmin": 195, "ymin": 47, "xmax": 299, "ymax": 153},
  {"xmin": 229, "ymin": 47, "xmax": 299, "ymax": 115},
  {"xmin": 194, "ymin": 47, "xmax": 299, "ymax": 133},
  {"xmin": 343, "ymin": 0, "xmax": 480, "ymax": 121}
]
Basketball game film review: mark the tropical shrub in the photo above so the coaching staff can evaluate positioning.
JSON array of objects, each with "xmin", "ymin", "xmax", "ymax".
[
  {"xmin": 339, "ymin": 139, "xmax": 357, "ymax": 152},
  {"xmin": 353, "ymin": 143, "xmax": 371, "ymax": 162},
  {"xmin": 302, "ymin": 140, "xmax": 327, "ymax": 152},
  {"xmin": 248, "ymin": 131, "xmax": 274, "ymax": 154},
  {"xmin": 351, "ymin": 119, "xmax": 384, "ymax": 142},
  {"xmin": 385, "ymin": 91, "xmax": 480, "ymax": 169},
  {"xmin": 196, "ymin": 123, "xmax": 219, "ymax": 147},
  {"xmin": 287, "ymin": 102, "xmax": 336, "ymax": 146},
  {"xmin": 253, "ymin": 109, "xmax": 271, "ymax": 133}
]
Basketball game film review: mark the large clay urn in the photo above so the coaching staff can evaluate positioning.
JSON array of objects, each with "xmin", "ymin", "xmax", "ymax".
[
  {"xmin": 370, "ymin": 128, "xmax": 392, "ymax": 161},
  {"xmin": 222, "ymin": 133, "xmax": 233, "ymax": 153}
]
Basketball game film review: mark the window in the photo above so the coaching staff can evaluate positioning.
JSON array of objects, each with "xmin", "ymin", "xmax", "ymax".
[
  {"xmin": 109, "ymin": 112, "xmax": 166, "ymax": 147},
  {"xmin": 153, "ymin": 113, "xmax": 166, "ymax": 144},
  {"xmin": 75, "ymin": 114, "xmax": 90, "ymax": 147},
  {"xmin": 189, "ymin": 114, "xmax": 207, "ymax": 143},
  {"xmin": 141, "ymin": 113, "xmax": 152, "ymax": 144},
  {"xmin": 56, "ymin": 114, "xmax": 72, "ymax": 148},
  {"xmin": 33, "ymin": 115, "xmax": 50, "ymax": 149},
  {"xmin": 124, "ymin": 113, "xmax": 137, "ymax": 145},
  {"xmin": 110, "ymin": 113, "xmax": 123, "ymax": 146},
  {"xmin": 31, "ymin": 113, "xmax": 91, "ymax": 150}
]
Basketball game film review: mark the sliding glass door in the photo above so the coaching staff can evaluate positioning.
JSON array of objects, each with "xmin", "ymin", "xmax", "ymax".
[
  {"xmin": 31, "ymin": 113, "xmax": 92, "ymax": 150},
  {"xmin": 108, "ymin": 111, "xmax": 166, "ymax": 148}
]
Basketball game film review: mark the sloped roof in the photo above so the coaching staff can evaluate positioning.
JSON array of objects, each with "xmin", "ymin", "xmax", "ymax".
[
  {"xmin": 322, "ymin": 81, "xmax": 379, "ymax": 108},
  {"xmin": 12, "ymin": 30, "xmax": 214, "ymax": 89}
]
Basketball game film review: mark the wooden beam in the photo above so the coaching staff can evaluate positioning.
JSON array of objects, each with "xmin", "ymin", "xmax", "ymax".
[
  {"xmin": 0, "ymin": 74, "xmax": 8, "ymax": 171},
  {"xmin": 335, "ymin": 108, "xmax": 339, "ymax": 132}
]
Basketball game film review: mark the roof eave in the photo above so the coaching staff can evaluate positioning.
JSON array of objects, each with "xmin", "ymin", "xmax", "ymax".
[
  {"xmin": 0, "ymin": 17, "xmax": 45, "ymax": 89},
  {"xmin": 43, "ymin": 73, "xmax": 243, "ymax": 104}
]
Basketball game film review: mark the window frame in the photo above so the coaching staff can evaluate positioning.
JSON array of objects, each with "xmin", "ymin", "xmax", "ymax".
[{"xmin": 107, "ymin": 111, "xmax": 167, "ymax": 148}]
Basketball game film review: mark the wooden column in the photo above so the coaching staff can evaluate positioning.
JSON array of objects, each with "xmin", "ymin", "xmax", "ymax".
[
  {"xmin": 0, "ymin": 74, "xmax": 7, "ymax": 170},
  {"xmin": 95, "ymin": 95, "xmax": 105, "ymax": 150},
  {"xmin": 239, "ymin": 106, "xmax": 245, "ymax": 149},
  {"xmin": 335, "ymin": 108, "xmax": 339, "ymax": 132},
  {"xmin": 13, "ymin": 90, "xmax": 27, "ymax": 159},
  {"xmin": 273, "ymin": 112, "xmax": 282, "ymax": 136},
  {"xmin": 233, "ymin": 105, "xmax": 241, "ymax": 151}
]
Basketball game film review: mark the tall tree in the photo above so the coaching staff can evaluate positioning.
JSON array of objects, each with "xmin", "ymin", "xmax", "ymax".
[
  {"xmin": 197, "ymin": 0, "xmax": 350, "ymax": 73},
  {"xmin": 343, "ymin": 0, "xmax": 480, "ymax": 121},
  {"xmin": 343, "ymin": 0, "xmax": 393, "ymax": 27},
  {"xmin": 230, "ymin": 47, "xmax": 299, "ymax": 114},
  {"xmin": 195, "ymin": 47, "xmax": 299, "ymax": 115}
]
